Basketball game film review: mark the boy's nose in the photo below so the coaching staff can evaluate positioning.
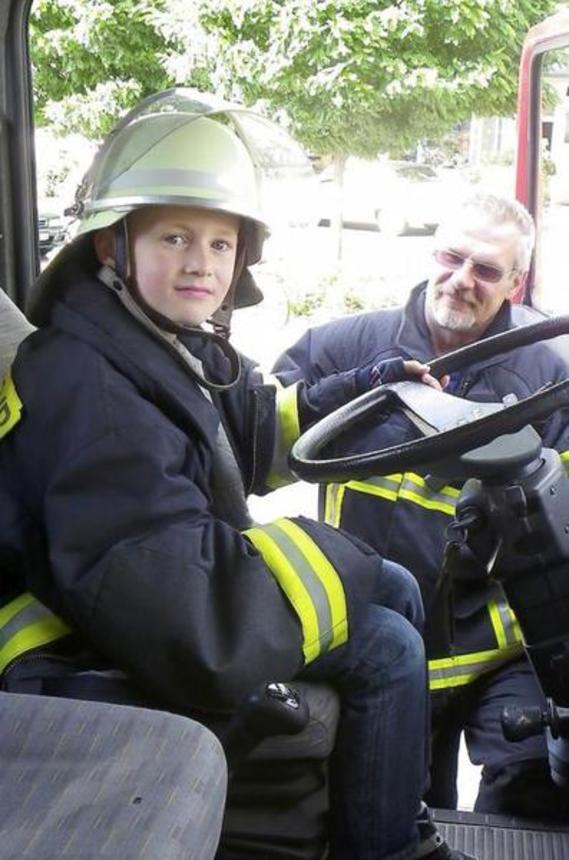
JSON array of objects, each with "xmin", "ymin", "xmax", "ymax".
[{"xmin": 183, "ymin": 244, "xmax": 211, "ymax": 275}]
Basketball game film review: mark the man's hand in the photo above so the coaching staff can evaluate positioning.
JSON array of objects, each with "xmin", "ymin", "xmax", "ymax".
[
  {"xmin": 358, "ymin": 357, "xmax": 449, "ymax": 393},
  {"xmin": 402, "ymin": 360, "xmax": 449, "ymax": 392}
]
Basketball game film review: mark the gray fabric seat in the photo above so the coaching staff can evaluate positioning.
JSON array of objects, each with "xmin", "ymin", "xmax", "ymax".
[
  {"xmin": 0, "ymin": 691, "xmax": 227, "ymax": 859},
  {"xmin": 0, "ymin": 288, "xmax": 34, "ymax": 377}
]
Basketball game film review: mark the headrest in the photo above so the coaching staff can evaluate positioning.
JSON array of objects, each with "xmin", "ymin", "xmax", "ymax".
[{"xmin": 0, "ymin": 290, "xmax": 34, "ymax": 378}]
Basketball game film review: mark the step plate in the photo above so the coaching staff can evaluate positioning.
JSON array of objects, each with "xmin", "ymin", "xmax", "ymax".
[{"xmin": 435, "ymin": 809, "xmax": 569, "ymax": 860}]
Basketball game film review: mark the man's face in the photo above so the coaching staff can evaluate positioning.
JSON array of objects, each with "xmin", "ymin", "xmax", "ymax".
[
  {"xmin": 124, "ymin": 205, "xmax": 239, "ymax": 327},
  {"xmin": 425, "ymin": 212, "xmax": 525, "ymax": 345}
]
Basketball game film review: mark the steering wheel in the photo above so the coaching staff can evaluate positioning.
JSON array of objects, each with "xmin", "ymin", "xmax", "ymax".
[{"xmin": 290, "ymin": 315, "xmax": 569, "ymax": 484}]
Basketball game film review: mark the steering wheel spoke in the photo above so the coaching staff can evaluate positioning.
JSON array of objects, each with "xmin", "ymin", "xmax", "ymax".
[{"xmin": 391, "ymin": 381, "xmax": 504, "ymax": 435}]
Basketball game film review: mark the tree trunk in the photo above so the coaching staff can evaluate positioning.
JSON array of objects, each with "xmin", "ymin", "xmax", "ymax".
[{"xmin": 331, "ymin": 154, "xmax": 347, "ymax": 263}]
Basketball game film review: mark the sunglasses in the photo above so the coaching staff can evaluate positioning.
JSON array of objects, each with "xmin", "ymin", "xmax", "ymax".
[{"xmin": 433, "ymin": 249, "xmax": 514, "ymax": 284}]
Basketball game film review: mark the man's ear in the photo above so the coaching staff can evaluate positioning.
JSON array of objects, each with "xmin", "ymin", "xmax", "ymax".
[
  {"xmin": 508, "ymin": 269, "xmax": 528, "ymax": 301},
  {"xmin": 93, "ymin": 228, "xmax": 116, "ymax": 267}
]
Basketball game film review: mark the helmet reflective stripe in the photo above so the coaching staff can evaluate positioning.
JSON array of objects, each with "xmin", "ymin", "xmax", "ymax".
[
  {"xmin": 104, "ymin": 167, "xmax": 246, "ymax": 197},
  {"xmin": 77, "ymin": 111, "xmax": 267, "ymax": 262},
  {"xmin": 0, "ymin": 592, "xmax": 71, "ymax": 674},
  {"xmin": 244, "ymin": 517, "xmax": 348, "ymax": 664}
]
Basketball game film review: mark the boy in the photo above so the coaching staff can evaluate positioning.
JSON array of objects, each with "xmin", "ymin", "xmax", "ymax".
[{"xmin": 0, "ymin": 89, "xmax": 472, "ymax": 860}]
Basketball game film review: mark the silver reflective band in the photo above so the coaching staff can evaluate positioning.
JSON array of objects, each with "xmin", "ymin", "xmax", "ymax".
[
  {"xmin": 428, "ymin": 644, "xmax": 523, "ymax": 691},
  {"xmin": 0, "ymin": 592, "xmax": 71, "ymax": 674},
  {"xmin": 111, "ymin": 168, "xmax": 236, "ymax": 193}
]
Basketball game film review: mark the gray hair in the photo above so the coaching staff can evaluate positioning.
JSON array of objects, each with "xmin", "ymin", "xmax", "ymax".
[{"xmin": 438, "ymin": 192, "xmax": 536, "ymax": 272}]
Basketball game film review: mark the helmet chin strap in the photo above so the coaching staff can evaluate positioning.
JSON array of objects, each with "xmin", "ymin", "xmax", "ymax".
[
  {"xmin": 113, "ymin": 217, "xmax": 247, "ymax": 340},
  {"xmin": 113, "ymin": 218, "xmax": 129, "ymax": 285},
  {"xmin": 105, "ymin": 220, "xmax": 251, "ymax": 528},
  {"xmin": 113, "ymin": 218, "xmax": 189, "ymax": 335},
  {"xmin": 208, "ymin": 227, "xmax": 248, "ymax": 339},
  {"xmin": 107, "ymin": 219, "xmax": 241, "ymax": 391}
]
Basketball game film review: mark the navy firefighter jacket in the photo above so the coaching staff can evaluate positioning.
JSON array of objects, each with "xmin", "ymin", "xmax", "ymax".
[
  {"xmin": 0, "ymin": 259, "xmax": 380, "ymax": 714},
  {"xmin": 274, "ymin": 283, "xmax": 569, "ymax": 691}
]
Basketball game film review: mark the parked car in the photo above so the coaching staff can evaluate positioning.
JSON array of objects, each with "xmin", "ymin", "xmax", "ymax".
[
  {"xmin": 37, "ymin": 197, "xmax": 69, "ymax": 255},
  {"xmin": 318, "ymin": 157, "xmax": 470, "ymax": 235}
]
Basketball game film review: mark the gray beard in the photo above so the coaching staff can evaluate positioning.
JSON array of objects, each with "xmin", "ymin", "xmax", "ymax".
[{"xmin": 432, "ymin": 301, "xmax": 476, "ymax": 332}]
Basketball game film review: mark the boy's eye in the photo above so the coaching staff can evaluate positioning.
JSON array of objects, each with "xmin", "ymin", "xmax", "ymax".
[
  {"xmin": 164, "ymin": 233, "xmax": 187, "ymax": 247},
  {"xmin": 212, "ymin": 238, "xmax": 233, "ymax": 252}
]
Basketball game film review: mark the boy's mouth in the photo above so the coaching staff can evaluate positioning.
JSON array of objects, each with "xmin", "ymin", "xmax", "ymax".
[{"xmin": 175, "ymin": 285, "xmax": 213, "ymax": 297}]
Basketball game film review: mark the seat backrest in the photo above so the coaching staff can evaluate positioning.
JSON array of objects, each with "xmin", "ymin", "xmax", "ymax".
[
  {"xmin": 0, "ymin": 691, "xmax": 227, "ymax": 860},
  {"xmin": 0, "ymin": 289, "xmax": 34, "ymax": 378}
]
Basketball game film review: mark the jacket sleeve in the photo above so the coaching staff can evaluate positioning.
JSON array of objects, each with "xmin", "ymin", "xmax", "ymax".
[
  {"xmin": 272, "ymin": 325, "xmax": 334, "ymax": 385},
  {"xmin": 248, "ymin": 362, "xmax": 360, "ymax": 491},
  {"xmin": 256, "ymin": 325, "xmax": 409, "ymax": 490},
  {"xmin": 8, "ymin": 356, "xmax": 377, "ymax": 713}
]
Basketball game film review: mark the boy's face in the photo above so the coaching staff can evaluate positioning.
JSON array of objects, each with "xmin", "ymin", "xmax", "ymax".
[{"xmin": 98, "ymin": 205, "xmax": 240, "ymax": 327}]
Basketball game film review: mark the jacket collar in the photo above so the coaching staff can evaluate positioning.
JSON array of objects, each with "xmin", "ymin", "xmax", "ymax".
[{"xmin": 46, "ymin": 263, "xmax": 226, "ymax": 449}]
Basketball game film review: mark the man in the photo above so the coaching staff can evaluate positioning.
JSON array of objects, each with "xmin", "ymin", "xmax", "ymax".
[{"xmin": 274, "ymin": 192, "xmax": 569, "ymax": 818}]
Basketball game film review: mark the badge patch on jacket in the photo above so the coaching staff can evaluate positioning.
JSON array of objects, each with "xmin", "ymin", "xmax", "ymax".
[{"xmin": 0, "ymin": 371, "xmax": 22, "ymax": 438}]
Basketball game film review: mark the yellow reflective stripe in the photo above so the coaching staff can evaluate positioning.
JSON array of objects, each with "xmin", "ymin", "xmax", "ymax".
[
  {"xmin": 509, "ymin": 606, "xmax": 524, "ymax": 644},
  {"xmin": 488, "ymin": 599, "xmax": 508, "ymax": 649},
  {"xmin": 345, "ymin": 474, "xmax": 402, "ymax": 503},
  {"xmin": 267, "ymin": 383, "xmax": 301, "ymax": 489},
  {"xmin": 332, "ymin": 472, "xmax": 459, "ymax": 517},
  {"xmin": 399, "ymin": 474, "xmax": 459, "ymax": 516},
  {"xmin": 488, "ymin": 599, "xmax": 521, "ymax": 649},
  {"xmin": 0, "ymin": 370, "xmax": 23, "ymax": 440},
  {"xmin": 245, "ymin": 526, "xmax": 320, "ymax": 662},
  {"xmin": 487, "ymin": 583, "xmax": 524, "ymax": 648},
  {"xmin": 0, "ymin": 592, "xmax": 71, "ymax": 674},
  {"xmin": 244, "ymin": 518, "xmax": 348, "ymax": 663},
  {"xmin": 323, "ymin": 482, "xmax": 347, "ymax": 528},
  {"xmin": 276, "ymin": 518, "xmax": 348, "ymax": 650},
  {"xmin": 428, "ymin": 643, "xmax": 523, "ymax": 690},
  {"xmin": 560, "ymin": 450, "xmax": 569, "ymax": 476},
  {"xmin": 0, "ymin": 591, "xmax": 35, "ymax": 627},
  {"xmin": 276, "ymin": 385, "xmax": 300, "ymax": 452}
]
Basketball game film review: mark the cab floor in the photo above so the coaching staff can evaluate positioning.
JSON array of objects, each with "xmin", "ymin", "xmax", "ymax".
[{"xmin": 435, "ymin": 809, "xmax": 569, "ymax": 859}]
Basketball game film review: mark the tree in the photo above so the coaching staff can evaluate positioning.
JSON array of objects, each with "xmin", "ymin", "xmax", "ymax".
[
  {"xmin": 29, "ymin": 0, "xmax": 558, "ymax": 260},
  {"xmin": 199, "ymin": 0, "xmax": 556, "ymax": 159},
  {"xmin": 30, "ymin": 0, "xmax": 174, "ymax": 138},
  {"xmin": 191, "ymin": 0, "xmax": 555, "ymax": 257},
  {"xmin": 31, "ymin": 0, "xmax": 558, "ymax": 152}
]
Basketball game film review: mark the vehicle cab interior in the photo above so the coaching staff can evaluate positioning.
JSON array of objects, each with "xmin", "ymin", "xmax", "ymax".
[{"xmin": 3, "ymin": 2, "xmax": 569, "ymax": 859}]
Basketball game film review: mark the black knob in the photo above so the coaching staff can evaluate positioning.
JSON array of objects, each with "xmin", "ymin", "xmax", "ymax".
[
  {"xmin": 221, "ymin": 682, "xmax": 310, "ymax": 775},
  {"xmin": 501, "ymin": 705, "xmax": 548, "ymax": 741},
  {"xmin": 242, "ymin": 682, "xmax": 310, "ymax": 735}
]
